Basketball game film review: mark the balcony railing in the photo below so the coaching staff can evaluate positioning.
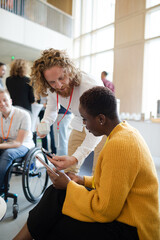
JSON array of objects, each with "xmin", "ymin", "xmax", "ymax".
[{"xmin": 0, "ymin": 0, "xmax": 73, "ymax": 38}]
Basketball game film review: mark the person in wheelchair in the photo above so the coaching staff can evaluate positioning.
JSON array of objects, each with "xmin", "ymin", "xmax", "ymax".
[
  {"xmin": 0, "ymin": 89, "xmax": 35, "ymax": 195},
  {"xmin": 13, "ymin": 87, "xmax": 159, "ymax": 240}
]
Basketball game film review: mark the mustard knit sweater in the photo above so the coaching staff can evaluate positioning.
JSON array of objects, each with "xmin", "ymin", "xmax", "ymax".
[{"xmin": 62, "ymin": 121, "xmax": 160, "ymax": 240}]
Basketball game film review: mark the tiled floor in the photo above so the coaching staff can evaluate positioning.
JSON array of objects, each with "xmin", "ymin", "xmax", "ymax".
[{"xmin": 0, "ymin": 153, "xmax": 160, "ymax": 240}]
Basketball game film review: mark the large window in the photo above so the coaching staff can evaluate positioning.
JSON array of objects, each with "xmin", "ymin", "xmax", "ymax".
[
  {"xmin": 73, "ymin": 0, "xmax": 115, "ymax": 81},
  {"xmin": 142, "ymin": 1, "xmax": 160, "ymax": 117},
  {"xmin": 146, "ymin": 0, "xmax": 160, "ymax": 8}
]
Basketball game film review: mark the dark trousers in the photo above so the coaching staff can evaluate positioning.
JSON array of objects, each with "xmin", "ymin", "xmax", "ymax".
[
  {"xmin": 27, "ymin": 185, "xmax": 139, "ymax": 240},
  {"xmin": 39, "ymin": 110, "xmax": 56, "ymax": 154}
]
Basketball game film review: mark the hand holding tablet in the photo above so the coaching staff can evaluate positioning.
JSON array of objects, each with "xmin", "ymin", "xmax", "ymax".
[
  {"xmin": 41, "ymin": 147, "xmax": 54, "ymax": 158},
  {"xmin": 35, "ymin": 155, "xmax": 59, "ymax": 177}
]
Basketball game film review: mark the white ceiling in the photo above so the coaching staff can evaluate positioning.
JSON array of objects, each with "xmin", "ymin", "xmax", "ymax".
[{"xmin": 0, "ymin": 38, "xmax": 42, "ymax": 64}]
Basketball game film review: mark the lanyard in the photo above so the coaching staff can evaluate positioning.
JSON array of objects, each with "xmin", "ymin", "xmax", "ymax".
[
  {"xmin": 1, "ymin": 113, "xmax": 14, "ymax": 142},
  {"xmin": 56, "ymin": 88, "xmax": 74, "ymax": 130}
]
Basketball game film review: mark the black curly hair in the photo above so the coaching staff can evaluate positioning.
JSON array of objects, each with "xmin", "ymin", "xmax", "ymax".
[{"xmin": 80, "ymin": 86, "xmax": 117, "ymax": 120}]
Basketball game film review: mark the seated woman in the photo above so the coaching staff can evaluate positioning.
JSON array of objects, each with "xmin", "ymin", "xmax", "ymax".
[{"xmin": 14, "ymin": 86, "xmax": 159, "ymax": 240}]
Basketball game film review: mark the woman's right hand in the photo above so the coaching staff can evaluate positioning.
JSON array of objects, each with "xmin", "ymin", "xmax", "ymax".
[{"xmin": 48, "ymin": 155, "xmax": 78, "ymax": 171}]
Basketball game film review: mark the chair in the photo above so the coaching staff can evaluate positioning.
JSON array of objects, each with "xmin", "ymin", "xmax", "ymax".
[
  {"xmin": 3, "ymin": 145, "xmax": 49, "ymax": 219},
  {"xmin": 3, "ymin": 103, "xmax": 49, "ymax": 219}
]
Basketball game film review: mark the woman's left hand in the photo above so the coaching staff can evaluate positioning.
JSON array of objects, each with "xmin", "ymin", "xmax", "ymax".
[{"xmin": 47, "ymin": 169, "xmax": 71, "ymax": 189}]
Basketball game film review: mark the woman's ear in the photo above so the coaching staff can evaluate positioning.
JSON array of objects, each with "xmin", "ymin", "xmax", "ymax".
[{"xmin": 97, "ymin": 114, "xmax": 106, "ymax": 126}]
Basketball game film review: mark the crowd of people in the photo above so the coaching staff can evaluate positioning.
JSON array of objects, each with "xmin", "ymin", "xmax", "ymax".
[{"xmin": 0, "ymin": 49, "xmax": 159, "ymax": 240}]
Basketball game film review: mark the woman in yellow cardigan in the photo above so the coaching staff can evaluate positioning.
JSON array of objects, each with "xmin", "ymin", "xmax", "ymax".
[{"xmin": 14, "ymin": 86, "xmax": 159, "ymax": 240}]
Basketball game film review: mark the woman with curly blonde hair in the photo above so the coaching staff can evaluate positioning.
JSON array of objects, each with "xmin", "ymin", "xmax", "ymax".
[
  {"xmin": 30, "ymin": 48, "xmax": 104, "ymax": 174},
  {"xmin": 6, "ymin": 59, "xmax": 35, "ymax": 112}
]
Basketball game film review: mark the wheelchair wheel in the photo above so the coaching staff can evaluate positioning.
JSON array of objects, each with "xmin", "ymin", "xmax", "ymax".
[
  {"xmin": 13, "ymin": 203, "xmax": 19, "ymax": 219},
  {"xmin": 22, "ymin": 147, "xmax": 49, "ymax": 203}
]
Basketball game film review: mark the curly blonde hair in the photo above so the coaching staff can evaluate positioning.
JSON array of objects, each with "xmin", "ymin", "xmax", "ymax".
[
  {"xmin": 10, "ymin": 59, "xmax": 28, "ymax": 77},
  {"xmin": 30, "ymin": 48, "xmax": 81, "ymax": 99}
]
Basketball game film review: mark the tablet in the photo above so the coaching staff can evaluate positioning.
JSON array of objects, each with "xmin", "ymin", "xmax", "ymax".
[
  {"xmin": 36, "ymin": 155, "xmax": 59, "ymax": 177},
  {"xmin": 41, "ymin": 147, "xmax": 53, "ymax": 158}
]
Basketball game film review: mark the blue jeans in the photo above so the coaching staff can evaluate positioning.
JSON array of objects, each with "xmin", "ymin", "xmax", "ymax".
[
  {"xmin": 57, "ymin": 114, "xmax": 72, "ymax": 156},
  {"xmin": 0, "ymin": 146, "xmax": 29, "ymax": 192}
]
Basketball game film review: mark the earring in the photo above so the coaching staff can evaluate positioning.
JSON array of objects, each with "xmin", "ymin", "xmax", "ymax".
[{"xmin": 100, "ymin": 122, "xmax": 103, "ymax": 125}]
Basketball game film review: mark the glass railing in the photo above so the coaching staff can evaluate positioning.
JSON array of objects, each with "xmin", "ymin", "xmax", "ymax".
[{"xmin": 0, "ymin": 0, "xmax": 73, "ymax": 38}]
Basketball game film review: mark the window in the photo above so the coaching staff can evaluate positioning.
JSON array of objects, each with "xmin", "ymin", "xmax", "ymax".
[
  {"xmin": 73, "ymin": 0, "xmax": 81, "ymax": 38},
  {"xmin": 146, "ymin": 0, "xmax": 160, "ymax": 8},
  {"xmin": 145, "ymin": 7, "xmax": 160, "ymax": 39},
  {"xmin": 81, "ymin": 0, "xmax": 92, "ymax": 34},
  {"xmin": 73, "ymin": 39, "xmax": 80, "ymax": 59},
  {"xmin": 73, "ymin": 0, "xmax": 115, "ymax": 82},
  {"xmin": 91, "ymin": 26, "xmax": 114, "ymax": 54},
  {"xmin": 143, "ymin": 39, "xmax": 160, "ymax": 117},
  {"xmin": 92, "ymin": 0, "xmax": 115, "ymax": 30},
  {"xmin": 81, "ymin": 34, "xmax": 91, "ymax": 56},
  {"xmin": 91, "ymin": 51, "xmax": 114, "ymax": 80},
  {"xmin": 142, "ymin": 3, "xmax": 160, "ymax": 117},
  {"xmin": 81, "ymin": 56, "xmax": 91, "ymax": 73}
]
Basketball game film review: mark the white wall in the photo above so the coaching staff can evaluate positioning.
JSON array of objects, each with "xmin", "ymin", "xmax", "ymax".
[
  {"xmin": 0, "ymin": 8, "xmax": 73, "ymax": 86},
  {"xmin": 0, "ymin": 8, "xmax": 72, "ymax": 54},
  {"xmin": 128, "ymin": 120, "xmax": 160, "ymax": 158}
]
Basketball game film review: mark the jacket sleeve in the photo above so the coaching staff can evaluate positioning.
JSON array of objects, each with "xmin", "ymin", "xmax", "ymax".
[
  {"xmin": 41, "ymin": 90, "xmax": 58, "ymax": 126},
  {"xmin": 84, "ymin": 176, "xmax": 94, "ymax": 189},
  {"xmin": 71, "ymin": 128, "xmax": 102, "ymax": 170}
]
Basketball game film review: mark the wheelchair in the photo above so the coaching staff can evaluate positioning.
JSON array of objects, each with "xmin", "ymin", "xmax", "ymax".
[
  {"xmin": 3, "ymin": 133, "xmax": 49, "ymax": 219},
  {"xmin": 3, "ymin": 104, "xmax": 50, "ymax": 219}
]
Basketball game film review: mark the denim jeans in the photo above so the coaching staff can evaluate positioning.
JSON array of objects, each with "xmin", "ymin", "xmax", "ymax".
[
  {"xmin": 56, "ymin": 113, "xmax": 72, "ymax": 156},
  {"xmin": 0, "ymin": 146, "xmax": 29, "ymax": 192}
]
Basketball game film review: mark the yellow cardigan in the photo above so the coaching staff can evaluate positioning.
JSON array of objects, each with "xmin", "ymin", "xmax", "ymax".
[{"xmin": 62, "ymin": 121, "xmax": 160, "ymax": 240}]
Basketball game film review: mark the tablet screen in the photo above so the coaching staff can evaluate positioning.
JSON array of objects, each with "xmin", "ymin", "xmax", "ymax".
[{"xmin": 36, "ymin": 156, "xmax": 59, "ymax": 177}]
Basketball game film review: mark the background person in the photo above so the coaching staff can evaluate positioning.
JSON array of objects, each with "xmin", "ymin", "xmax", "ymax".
[
  {"xmin": 30, "ymin": 48, "xmax": 104, "ymax": 174},
  {"xmin": 56, "ymin": 105, "xmax": 72, "ymax": 156},
  {"xmin": 6, "ymin": 59, "xmax": 35, "ymax": 113},
  {"xmin": 38, "ymin": 98, "xmax": 72, "ymax": 156},
  {"xmin": 13, "ymin": 86, "xmax": 159, "ymax": 240},
  {"xmin": 101, "ymin": 71, "xmax": 115, "ymax": 93},
  {"xmin": 0, "ymin": 89, "xmax": 34, "ymax": 195},
  {"xmin": 93, "ymin": 69, "xmax": 116, "ymax": 173},
  {"xmin": 38, "ymin": 96, "xmax": 57, "ymax": 154},
  {"xmin": 0, "ymin": 62, "xmax": 7, "ymax": 89}
]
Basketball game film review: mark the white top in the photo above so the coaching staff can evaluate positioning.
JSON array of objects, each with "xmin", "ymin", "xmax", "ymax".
[
  {"xmin": 42, "ymin": 72, "xmax": 104, "ymax": 166},
  {"xmin": 0, "ymin": 106, "xmax": 35, "ymax": 149}
]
